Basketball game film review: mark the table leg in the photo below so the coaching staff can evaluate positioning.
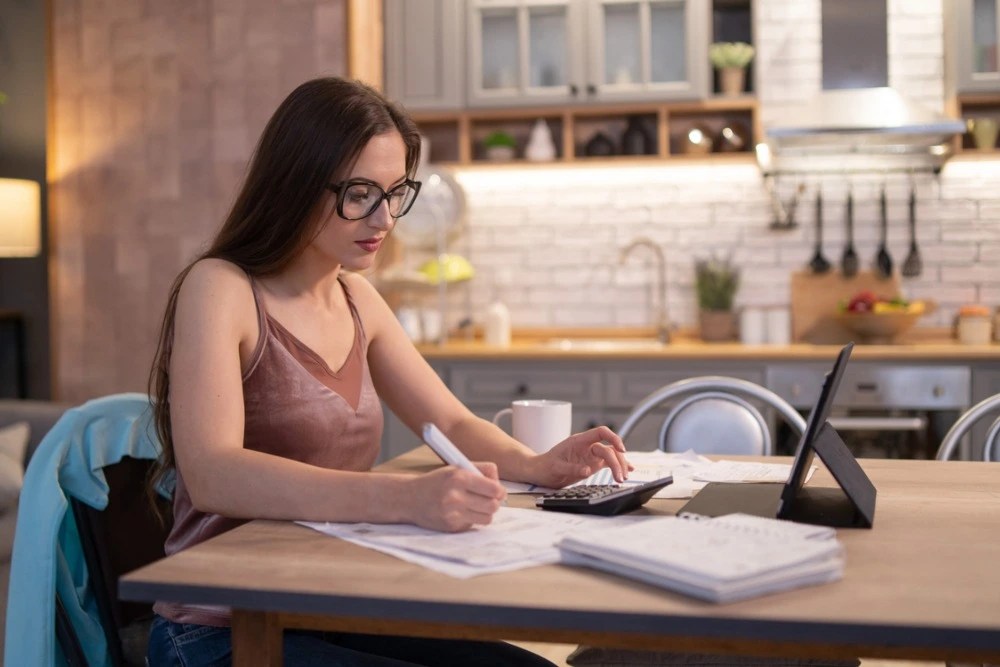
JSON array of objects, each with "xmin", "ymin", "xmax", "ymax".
[{"xmin": 231, "ymin": 609, "xmax": 283, "ymax": 667}]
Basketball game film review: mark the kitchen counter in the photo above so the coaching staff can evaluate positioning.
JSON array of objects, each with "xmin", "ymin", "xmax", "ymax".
[{"xmin": 416, "ymin": 328, "xmax": 1000, "ymax": 361}]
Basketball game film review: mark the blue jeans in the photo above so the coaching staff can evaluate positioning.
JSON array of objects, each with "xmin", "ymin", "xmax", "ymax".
[{"xmin": 147, "ymin": 615, "xmax": 557, "ymax": 667}]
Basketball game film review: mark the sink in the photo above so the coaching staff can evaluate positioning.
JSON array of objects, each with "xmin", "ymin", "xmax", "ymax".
[{"xmin": 542, "ymin": 337, "xmax": 665, "ymax": 351}]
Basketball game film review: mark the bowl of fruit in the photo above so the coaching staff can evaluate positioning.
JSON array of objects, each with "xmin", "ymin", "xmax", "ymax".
[{"xmin": 836, "ymin": 291, "xmax": 932, "ymax": 343}]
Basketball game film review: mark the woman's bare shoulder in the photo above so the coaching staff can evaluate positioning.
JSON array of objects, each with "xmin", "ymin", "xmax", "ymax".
[{"xmin": 177, "ymin": 259, "xmax": 257, "ymax": 326}]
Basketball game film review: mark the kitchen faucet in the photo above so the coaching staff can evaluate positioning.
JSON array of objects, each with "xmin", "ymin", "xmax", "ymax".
[{"xmin": 618, "ymin": 237, "xmax": 670, "ymax": 344}]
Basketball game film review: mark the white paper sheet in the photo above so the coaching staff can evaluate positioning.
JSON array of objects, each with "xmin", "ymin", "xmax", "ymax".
[{"xmin": 299, "ymin": 507, "xmax": 648, "ymax": 578}]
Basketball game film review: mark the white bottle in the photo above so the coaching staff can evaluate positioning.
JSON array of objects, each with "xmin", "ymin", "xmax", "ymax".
[{"xmin": 484, "ymin": 300, "xmax": 511, "ymax": 347}]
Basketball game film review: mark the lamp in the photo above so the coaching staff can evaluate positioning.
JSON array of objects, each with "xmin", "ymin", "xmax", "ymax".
[{"xmin": 0, "ymin": 178, "xmax": 41, "ymax": 257}]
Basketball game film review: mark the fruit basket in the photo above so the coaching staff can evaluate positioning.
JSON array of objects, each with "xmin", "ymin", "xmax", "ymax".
[{"xmin": 836, "ymin": 292, "xmax": 933, "ymax": 344}]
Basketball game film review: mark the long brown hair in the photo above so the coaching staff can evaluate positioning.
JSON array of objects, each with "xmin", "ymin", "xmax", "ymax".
[{"xmin": 147, "ymin": 78, "xmax": 421, "ymax": 513}]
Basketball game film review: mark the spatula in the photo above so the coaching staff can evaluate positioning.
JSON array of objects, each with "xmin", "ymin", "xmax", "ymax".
[
  {"xmin": 874, "ymin": 185, "xmax": 893, "ymax": 279},
  {"xmin": 901, "ymin": 185, "xmax": 922, "ymax": 278},
  {"xmin": 808, "ymin": 189, "xmax": 831, "ymax": 274},
  {"xmin": 841, "ymin": 190, "xmax": 859, "ymax": 277}
]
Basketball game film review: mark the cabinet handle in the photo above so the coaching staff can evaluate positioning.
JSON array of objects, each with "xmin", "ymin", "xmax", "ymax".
[
  {"xmin": 515, "ymin": 383, "xmax": 529, "ymax": 397},
  {"xmin": 569, "ymin": 84, "xmax": 579, "ymax": 96},
  {"xmin": 586, "ymin": 83, "xmax": 596, "ymax": 95}
]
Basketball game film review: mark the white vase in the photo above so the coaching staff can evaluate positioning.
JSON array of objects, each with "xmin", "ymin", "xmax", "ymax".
[{"xmin": 525, "ymin": 119, "xmax": 556, "ymax": 161}]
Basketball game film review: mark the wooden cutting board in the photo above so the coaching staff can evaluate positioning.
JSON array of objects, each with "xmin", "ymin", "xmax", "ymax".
[{"xmin": 790, "ymin": 270, "xmax": 901, "ymax": 344}]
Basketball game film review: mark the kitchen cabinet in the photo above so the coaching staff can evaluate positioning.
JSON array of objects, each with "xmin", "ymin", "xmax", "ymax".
[
  {"xmin": 384, "ymin": 0, "xmax": 465, "ymax": 111},
  {"xmin": 947, "ymin": 0, "xmax": 1000, "ymax": 154},
  {"xmin": 379, "ymin": 358, "xmax": 768, "ymax": 455},
  {"xmin": 949, "ymin": 0, "xmax": 1000, "ymax": 93},
  {"xmin": 466, "ymin": 0, "xmax": 709, "ymax": 109},
  {"xmin": 387, "ymin": 1, "xmax": 754, "ymax": 165}
]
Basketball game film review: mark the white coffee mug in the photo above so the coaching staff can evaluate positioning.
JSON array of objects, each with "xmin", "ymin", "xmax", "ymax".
[{"xmin": 492, "ymin": 399, "xmax": 571, "ymax": 454}]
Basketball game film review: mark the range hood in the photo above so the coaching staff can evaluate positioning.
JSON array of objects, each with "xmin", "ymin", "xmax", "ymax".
[
  {"xmin": 766, "ymin": 87, "xmax": 966, "ymax": 154},
  {"xmin": 763, "ymin": 0, "xmax": 964, "ymax": 158}
]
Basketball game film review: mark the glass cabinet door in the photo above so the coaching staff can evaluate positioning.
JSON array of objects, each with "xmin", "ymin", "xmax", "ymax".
[
  {"xmin": 973, "ymin": 0, "xmax": 999, "ymax": 75},
  {"xmin": 468, "ymin": 0, "xmax": 582, "ymax": 106},
  {"xmin": 587, "ymin": 0, "xmax": 708, "ymax": 101},
  {"xmin": 954, "ymin": 0, "xmax": 1000, "ymax": 91}
]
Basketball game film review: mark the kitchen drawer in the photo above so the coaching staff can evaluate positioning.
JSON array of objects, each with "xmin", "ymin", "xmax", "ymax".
[
  {"xmin": 605, "ymin": 366, "xmax": 765, "ymax": 409},
  {"xmin": 449, "ymin": 364, "xmax": 602, "ymax": 407}
]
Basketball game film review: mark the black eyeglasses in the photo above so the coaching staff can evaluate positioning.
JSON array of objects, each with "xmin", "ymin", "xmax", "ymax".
[{"xmin": 325, "ymin": 178, "xmax": 422, "ymax": 221}]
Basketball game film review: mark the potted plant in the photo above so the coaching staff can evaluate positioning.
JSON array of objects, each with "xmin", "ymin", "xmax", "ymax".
[
  {"xmin": 708, "ymin": 41, "xmax": 755, "ymax": 96},
  {"xmin": 483, "ymin": 130, "xmax": 516, "ymax": 161},
  {"xmin": 695, "ymin": 255, "xmax": 740, "ymax": 341}
]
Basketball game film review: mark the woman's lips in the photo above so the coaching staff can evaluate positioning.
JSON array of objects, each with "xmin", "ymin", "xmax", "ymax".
[{"xmin": 356, "ymin": 238, "xmax": 382, "ymax": 253}]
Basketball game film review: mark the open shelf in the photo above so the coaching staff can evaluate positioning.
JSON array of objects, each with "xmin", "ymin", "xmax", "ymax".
[
  {"xmin": 952, "ymin": 93, "xmax": 1000, "ymax": 154},
  {"xmin": 411, "ymin": 98, "xmax": 760, "ymax": 166}
]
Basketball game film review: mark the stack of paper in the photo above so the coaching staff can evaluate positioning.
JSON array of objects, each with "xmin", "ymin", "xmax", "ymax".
[{"xmin": 557, "ymin": 513, "xmax": 844, "ymax": 603}]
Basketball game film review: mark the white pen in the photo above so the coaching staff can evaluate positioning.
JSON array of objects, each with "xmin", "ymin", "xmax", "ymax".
[{"xmin": 422, "ymin": 422, "xmax": 483, "ymax": 475}]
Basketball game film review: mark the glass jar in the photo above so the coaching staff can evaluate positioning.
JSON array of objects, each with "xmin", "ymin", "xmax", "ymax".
[{"xmin": 958, "ymin": 314, "xmax": 992, "ymax": 345}]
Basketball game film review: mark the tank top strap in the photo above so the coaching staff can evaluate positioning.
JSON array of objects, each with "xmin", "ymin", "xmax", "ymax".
[
  {"xmin": 242, "ymin": 273, "xmax": 270, "ymax": 381},
  {"xmin": 338, "ymin": 274, "xmax": 368, "ymax": 349}
]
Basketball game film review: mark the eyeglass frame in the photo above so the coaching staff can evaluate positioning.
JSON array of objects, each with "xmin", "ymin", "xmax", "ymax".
[{"xmin": 324, "ymin": 178, "xmax": 422, "ymax": 221}]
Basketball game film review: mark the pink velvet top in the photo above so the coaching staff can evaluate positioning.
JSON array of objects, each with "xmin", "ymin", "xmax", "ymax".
[{"xmin": 154, "ymin": 274, "xmax": 384, "ymax": 626}]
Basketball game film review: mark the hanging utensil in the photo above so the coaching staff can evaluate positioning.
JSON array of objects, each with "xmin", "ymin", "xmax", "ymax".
[
  {"xmin": 808, "ymin": 188, "xmax": 832, "ymax": 273},
  {"xmin": 841, "ymin": 188, "xmax": 859, "ymax": 277},
  {"xmin": 874, "ymin": 184, "xmax": 893, "ymax": 279},
  {"xmin": 901, "ymin": 185, "xmax": 922, "ymax": 278}
]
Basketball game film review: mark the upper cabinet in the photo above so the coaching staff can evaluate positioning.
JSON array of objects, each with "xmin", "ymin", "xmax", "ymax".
[
  {"xmin": 949, "ymin": 0, "xmax": 1000, "ymax": 92},
  {"xmin": 384, "ymin": 0, "xmax": 466, "ymax": 110},
  {"xmin": 465, "ymin": 0, "xmax": 709, "ymax": 108}
]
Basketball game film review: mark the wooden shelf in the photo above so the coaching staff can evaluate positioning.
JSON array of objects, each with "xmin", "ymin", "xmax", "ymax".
[
  {"xmin": 411, "ymin": 97, "xmax": 761, "ymax": 166},
  {"xmin": 951, "ymin": 93, "xmax": 1000, "ymax": 154}
]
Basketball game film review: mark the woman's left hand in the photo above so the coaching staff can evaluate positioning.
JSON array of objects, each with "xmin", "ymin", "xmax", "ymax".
[{"xmin": 527, "ymin": 426, "xmax": 633, "ymax": 489}]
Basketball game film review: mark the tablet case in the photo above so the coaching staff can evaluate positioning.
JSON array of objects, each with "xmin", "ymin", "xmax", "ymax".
[{"xmin": 679, "ymin": 421, "xmax": 876, "ymax": 528}]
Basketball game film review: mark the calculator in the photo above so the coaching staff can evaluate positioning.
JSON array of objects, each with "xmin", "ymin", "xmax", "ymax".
[{"xmin": 535, "ymin": 476, "xmax": 674, "ymax": 516}]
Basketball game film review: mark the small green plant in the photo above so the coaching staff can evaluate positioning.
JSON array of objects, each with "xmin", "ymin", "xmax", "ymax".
[
  {"xmin": 695, "ymin": 255, "xmax": 740, "ymax": 311},
  {"xmin": 483, "ymin": 130, "xmax": 516, "ymax": 148},
  {"xmin": 709, "ymin": 42, "xmax": 755, "ymax": 69},
  {"xmin": 0, "ymin": 91, "xmax": 8, "ymax": 106}
]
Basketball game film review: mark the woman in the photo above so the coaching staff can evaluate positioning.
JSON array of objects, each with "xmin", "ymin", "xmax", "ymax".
[{"xmin": 145, "ymin": 77, "xmax": 630, "ymax": 666}]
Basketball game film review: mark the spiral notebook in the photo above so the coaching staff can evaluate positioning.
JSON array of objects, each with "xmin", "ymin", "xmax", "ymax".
[{"xmin": 557, "ymin": 513, "xmax": 844, "ymax": 603}]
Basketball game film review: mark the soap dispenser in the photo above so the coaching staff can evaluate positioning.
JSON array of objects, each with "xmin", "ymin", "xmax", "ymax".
[{"xmin": 484, "ymin": 291, "xmax": 511, "ymax": 348}]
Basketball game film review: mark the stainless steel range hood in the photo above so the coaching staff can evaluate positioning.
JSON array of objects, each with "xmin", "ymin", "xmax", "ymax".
[
  {"xmin": 763, "ymin": 0, "xmax": 964, "ymax": 158},
  {"xmin": 766, "ymin": 87, "xmax": 965, "ymax": 154}
]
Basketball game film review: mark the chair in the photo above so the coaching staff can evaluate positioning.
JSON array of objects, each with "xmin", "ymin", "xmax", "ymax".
[
  {"xmin": 935, "ymin": 393, "xmax": 1000, "ymax": 461},
  {"xmin": 5, "ymin": 393, "xmax": 171, "ymax": 667},
  {"xmin": 618, "ymin": 376, "xmax": 808, "ymax": 455}
]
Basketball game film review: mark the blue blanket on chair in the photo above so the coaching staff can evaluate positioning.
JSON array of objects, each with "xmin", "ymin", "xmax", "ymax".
[{"xmin": 4, "ymin": 393, "xmax": 160, "ymax": 667}]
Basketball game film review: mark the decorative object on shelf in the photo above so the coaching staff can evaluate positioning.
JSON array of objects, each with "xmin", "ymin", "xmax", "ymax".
[
  {"xmin": 695, "ymin": 255, "xmax": 740, "ymax": 342},
  {"xmin": 709, "ymin": 41, "xmax": 755, "ymax": 96},
  {"xmin": 584, "ymin": 131, "xmax": 615, "ymax": 157},
  {"xmin": 0, "ymin": 178, "xmax": 42, "ymax": 258},
  {"xmin": 967, "ymin": 117, "xmax": 998, "ymax": 151},
  {"xmin": 621, "ymin": 116, "xmax": 654, "ymax": 156},
  {"xmin": 682, "ymin": 126, "xmax": 713, "ymax": 155},
  {"xmin": 416, "ymin": 253, "xmax": 475, "ymax": 285},
  {"xmin": 483, "ymin": 130, "xmax": 516, "ymax": 161},
  {"xmin": 525, "ymin": 119, "xmax": 557, "ymax": 162},
  {"xmin": 717, "ymin": 122, "xmax": 748, "ymax": 152}
]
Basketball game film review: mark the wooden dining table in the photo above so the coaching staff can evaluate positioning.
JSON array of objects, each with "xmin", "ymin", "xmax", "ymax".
[{"xmin": 120, "ymin": 448, "xmax": 1000, "ymax": 667}]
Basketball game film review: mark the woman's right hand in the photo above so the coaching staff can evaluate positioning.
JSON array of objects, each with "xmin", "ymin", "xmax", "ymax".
[{"xmin": 406, "ymin": 462, "xmax": 507, "ymax": 532}]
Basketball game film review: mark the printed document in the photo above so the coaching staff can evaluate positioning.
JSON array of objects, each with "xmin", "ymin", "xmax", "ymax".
[{"xmin": 299, "ymin": 507, "xmax": 647, "ymax": 578}]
